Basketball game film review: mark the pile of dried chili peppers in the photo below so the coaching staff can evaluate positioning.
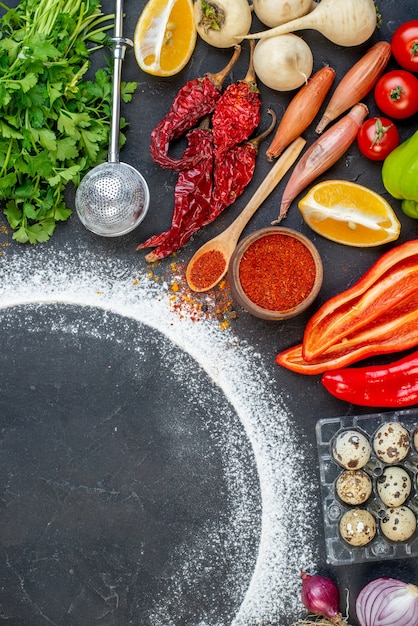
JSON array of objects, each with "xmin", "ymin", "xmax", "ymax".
[
  {"xmin": 137, "ymin": 43, "xmax": 273, "ymax": 263},
  {"xmin": 276, "ymin": 238, "xmax": 418, "ymax": 407}
]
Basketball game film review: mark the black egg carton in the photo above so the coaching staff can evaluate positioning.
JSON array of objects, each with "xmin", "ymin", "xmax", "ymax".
[{"xmin": 316, "ymin": 409, "xmax": 418, "ymax": 566}]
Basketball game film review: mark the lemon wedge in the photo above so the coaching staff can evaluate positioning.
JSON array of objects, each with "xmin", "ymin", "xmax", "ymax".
[
  {"xmin": 298, "ymin": 180, "xmax": 401, "ymax": 247},
  {"xmin": 134, "ymin": 0, "xmax": 197, "ymax": 77}
]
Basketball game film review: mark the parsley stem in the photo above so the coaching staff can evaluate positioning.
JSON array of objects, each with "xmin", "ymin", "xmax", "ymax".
[{"xmin": 0, "ymin": 140, "xmax": 13, "ymax": 178}]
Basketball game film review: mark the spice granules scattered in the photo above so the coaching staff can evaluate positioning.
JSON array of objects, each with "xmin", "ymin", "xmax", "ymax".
[
  {"xmin": 0, "ymin": 223, "xmax": 10, "ymax": 256},
  {"xmin": 188, "ymin": 249, "xmax": 227, "ymax": 291},
  {"xmin": 239, "ymin": 233, "xmax": 316, "ymax": 311},
  {"xmin": 137, "ymin": 260, "xmax": 236, "ymax": 328}
]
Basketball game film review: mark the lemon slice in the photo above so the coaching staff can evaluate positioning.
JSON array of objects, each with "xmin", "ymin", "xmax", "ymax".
[
  {"xmin": 298, "ymin": 180, "xmax": 401, "ymax": 247},
  {"xmin": 134, "ymin": 0, "xmax": 197, "ymax": 77}
]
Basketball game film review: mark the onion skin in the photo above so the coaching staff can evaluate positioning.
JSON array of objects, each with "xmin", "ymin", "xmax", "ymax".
[
  {"xmin": 273, "ymin": 102, "xmax": 368, "ymax": 223},
  {"xmin": 356, "ymin": 577, "xmax": 418, "ymax": 626},
  {"xmin": 316, "ymin": 42, "xmax": 392, "ymax": 134},
  {"xmin": 300, "ymin": 571, "xmax": 342, "ymax": 621},
  {"xmin": 266, "ymin": 65, "xmax": 336, "ymax": 160}
]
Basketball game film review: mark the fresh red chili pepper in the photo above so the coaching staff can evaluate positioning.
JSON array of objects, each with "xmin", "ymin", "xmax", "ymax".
[
  {"xmin": 276, "ymin": 288, "xmax": 418, "ymax": 375},
  {"xmin": 211, "ymin": 41, "xmax": 261, "ymax": 154},
  {"xmin": 321, "ymin": 350, "xmax": 418, "ymax": 407},
  {"xmin": 138, "ymin": 120, "xmax": 214, "ymax": 261},
  {"xmin": 149, "ymin": 47, "xmax": 240, "ymax": 171}
]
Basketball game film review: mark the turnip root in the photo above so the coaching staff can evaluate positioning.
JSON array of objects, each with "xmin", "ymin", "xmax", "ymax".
[
  {"xmin": 253, "ymin": 0, "xmax": 313, "ymax": 29},
  {"xmin": 253, "ymin": 34, "xmax": 313, "ymax": 91},
  {"xmin": 193, "ymin": 0, "xmax": 252, "ymax": 48},
  {"xmin": 240, "ymin": 0, "xmax": 378, "ymax": 47}
]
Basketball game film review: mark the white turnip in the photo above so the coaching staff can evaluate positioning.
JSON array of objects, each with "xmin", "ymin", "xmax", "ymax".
[
  {"xmin": 253, "ymin": 34, "xmax": 313, "ymax": 91},
  {"xmin": 193, "ymin": 0, "xmax": 252, "ymax": 48},
  {"xmin": 241, "ymin": 0, "xmax": 378, "ymax": 47},
  {"xmin": 253, "ymin": 0, "xmax": 313, "ymax": 28}
]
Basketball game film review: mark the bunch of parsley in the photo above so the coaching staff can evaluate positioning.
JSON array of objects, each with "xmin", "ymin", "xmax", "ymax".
[{"xmin": 0, "ymin": 0, "xmax": 137, "ymax": 243}]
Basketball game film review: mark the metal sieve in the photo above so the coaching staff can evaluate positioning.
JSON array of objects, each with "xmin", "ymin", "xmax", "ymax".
[{"xmin": 75, "ymin": 0, "xmax": 149, "ymax": 237}]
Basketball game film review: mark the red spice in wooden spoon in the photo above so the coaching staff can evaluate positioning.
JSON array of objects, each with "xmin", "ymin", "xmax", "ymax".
[{"xmin": 188, "ymin": 250, "xmax": 227, "ymax": 292}]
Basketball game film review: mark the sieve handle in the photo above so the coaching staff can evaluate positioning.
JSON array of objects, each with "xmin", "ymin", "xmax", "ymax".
[{"xmin": 108, "ymin": 0, "xmax": 133, "ymax": 163}]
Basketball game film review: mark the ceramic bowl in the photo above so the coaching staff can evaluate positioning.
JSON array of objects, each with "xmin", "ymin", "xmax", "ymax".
[{"xmin": 228, "ymin": 226, "xmax": 323, "ymax": 321}]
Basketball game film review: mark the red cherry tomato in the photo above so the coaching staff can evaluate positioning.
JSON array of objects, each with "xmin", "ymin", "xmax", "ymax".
[
  {"xmin": 392, "ymin": 20, "xmax": 418, "ymax": 72},
  {"xmin": 357, "ymin": 117, "xmax": 400, "ymax": 161},
  {"xmin": 374, "ymin": 69, "xmax": 418, "ymax": 119}
]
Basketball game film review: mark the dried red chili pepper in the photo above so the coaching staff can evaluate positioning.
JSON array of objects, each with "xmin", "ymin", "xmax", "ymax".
[
  {"xmin": 321, "ymin": 349, "xmax": 418, "ymax": 407},
  {"xmin": 138, "ymin": 113, "xmax": 276, "ymax": 262},
  {"xmin": 137, "ymin": 119, "xmax": 214, "ymax": 261},
  {"xmin": 149, "ymin": 46, "xmax": 240, "ymax": 171},
  {"xmin": 206, "ymin": 110, "xmax": 276, "ymax": 225},
  {"xmin": 211, "ymin": 41, "xmax": 261, "ymax": 154}
]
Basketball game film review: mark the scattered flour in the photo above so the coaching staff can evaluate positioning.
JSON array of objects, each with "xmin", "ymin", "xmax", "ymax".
[{"xmin": 0, "ymin": 240, "xmax": 318, "ymax": 625}]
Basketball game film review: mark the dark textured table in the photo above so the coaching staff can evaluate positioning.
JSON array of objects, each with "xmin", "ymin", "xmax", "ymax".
[{"xmin": 1, "ymin": 1, "xmax": 417, "ymax": 624}]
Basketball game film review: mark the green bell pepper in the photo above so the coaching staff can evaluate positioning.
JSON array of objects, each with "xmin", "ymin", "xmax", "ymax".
[{"xmin": 382, "ymin": 129, "xmax": 418, "ymax": 218}]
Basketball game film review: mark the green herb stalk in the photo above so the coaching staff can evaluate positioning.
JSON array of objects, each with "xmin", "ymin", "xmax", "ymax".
[{"xmin": 0, "ymin": 0, "xmax": 137, "ymax": 243}]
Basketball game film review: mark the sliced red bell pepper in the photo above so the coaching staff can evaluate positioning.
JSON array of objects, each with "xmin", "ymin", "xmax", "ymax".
[
  {"xmin": 277, "ymin": 289, "xmax": 418, "ymax": 375},
  {"xmin": 302, "ymin": 239, "xmax": 418, "ymax": 361},
  {"xmin": 321, "ymin": 350, "xmax": 418, "ymax": 407}
]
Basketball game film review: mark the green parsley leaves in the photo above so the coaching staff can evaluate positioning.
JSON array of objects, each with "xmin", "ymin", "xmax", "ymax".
[{"xmin": 0, "ymin": 0, "xmax": 137, "ymax": 243}]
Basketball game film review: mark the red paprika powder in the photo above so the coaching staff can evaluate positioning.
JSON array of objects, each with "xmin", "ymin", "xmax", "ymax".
[
  {"xmin": 188, "ymin": 249, "xmax": 227, "ymax": 291},
  {"xmin": 238, "ymin": 233, "xmax": 316, "ymax": 311}
]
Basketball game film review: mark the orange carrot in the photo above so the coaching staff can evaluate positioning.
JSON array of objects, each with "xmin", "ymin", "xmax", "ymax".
[
  {"xmin": 266, "ymin": 66, "xmax": 336, "ymax": 161},
  {"xmin": 272, "ymin": 102, "xmax": 368, "ymax": 224},
  {"xmin": 315, "ymin": 41, "xmax": 391, "ymax": 134}
]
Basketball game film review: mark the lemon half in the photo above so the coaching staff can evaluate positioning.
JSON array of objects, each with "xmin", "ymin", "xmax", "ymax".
[
  {"xmin": 298, "ymin": 180, "xmax": 401, "ymax": 247},
  {"xmin": 134, "ymin": 0, "xmax": 197, "ymax": 77}
]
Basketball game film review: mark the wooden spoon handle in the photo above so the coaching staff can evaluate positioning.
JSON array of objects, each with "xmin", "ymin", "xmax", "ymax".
[{"xmin": 227, "ymin": 136, "xmax": 306, "ymax": 238}]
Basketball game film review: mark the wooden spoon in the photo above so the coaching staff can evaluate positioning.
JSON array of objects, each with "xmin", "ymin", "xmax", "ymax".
[{"xmin": 186, "ymin": 136, "xmax": 306, "ymax": 292}]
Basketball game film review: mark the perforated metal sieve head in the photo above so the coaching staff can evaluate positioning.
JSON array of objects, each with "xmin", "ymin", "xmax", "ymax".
[{"xmin": 75, "ymin": 162, "xmax": 150, "ymax": 237}]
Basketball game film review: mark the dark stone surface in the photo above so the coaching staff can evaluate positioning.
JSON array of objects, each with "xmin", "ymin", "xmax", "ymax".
[
  {"xmin": 0, "ymin": 304, "xmax": 260, "ymax": 625},
  {"xmin": 1, "ymin": 0, "xmax": 418, "ymax": 624}
]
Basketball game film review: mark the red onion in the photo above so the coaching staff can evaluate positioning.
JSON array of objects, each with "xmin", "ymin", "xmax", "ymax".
[
  {"xmin": 356, "ymin": 577, "xmax": 418, "ymax": 626},
  {"xmin": 300, "ymin": 570, "xmax": 342, "ymax": 622}
]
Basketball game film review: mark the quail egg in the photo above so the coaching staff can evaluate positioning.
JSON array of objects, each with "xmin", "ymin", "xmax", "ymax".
[
  {"xmin": 380, "ymin": 505, "xmax": 417, "ymax": 542},
  {"xmin": 376, "ymin": 466, "xmax": 411, "ymax": 507},
  {"xmin": 373, "ymin": 421, "xmax": 410, "ymax": 464},
  {"xmin": 413, "ymin": 426, "xmax": 418, "ymax": 453},
  {"xmin": 332, "ymin": 429, "xmax": 371, "ymax": 469},
  {"xmin": 335, "ymin": 469, "xmax": 373, "ymax": 506},
  {"xmin": 339, "ymin": 508, "xmax": 376, "ymax": 546}
]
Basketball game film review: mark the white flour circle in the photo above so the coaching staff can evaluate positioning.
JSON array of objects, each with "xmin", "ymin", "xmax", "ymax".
[{"xmin": 0, "ymin": 241, "xmax": 318, "ymax": 625}]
